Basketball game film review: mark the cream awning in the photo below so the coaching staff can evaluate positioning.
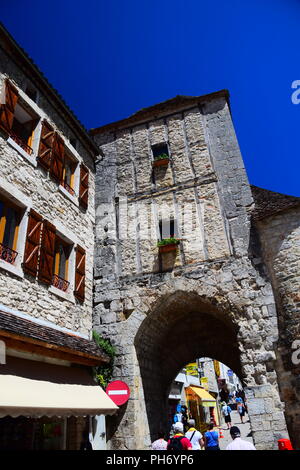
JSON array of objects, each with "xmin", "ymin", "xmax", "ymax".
[{"xmin": 0, "ymin": 375, "xmax": 118, "ymax": 418}]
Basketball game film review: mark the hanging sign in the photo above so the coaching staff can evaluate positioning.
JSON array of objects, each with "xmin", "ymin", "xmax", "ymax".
[
  {"xmin": 106, "ymin": 380, "xmax": 130, "ymax": 406},
  {"xmin": 186, "ymin": 362, "xmax": 198, "ymax": 377}
]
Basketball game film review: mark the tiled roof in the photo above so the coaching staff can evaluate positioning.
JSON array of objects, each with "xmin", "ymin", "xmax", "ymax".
[
  {"xmin": 251, "ymin": 185, "xmax": 300, "ymax": 221},
  {"xmin": 0, "ymin": 309, "xmax": 109, "ymax": 363},
  {"xmin": 90, "ymin": 90, "xmax": 229, "ymax": 135}
]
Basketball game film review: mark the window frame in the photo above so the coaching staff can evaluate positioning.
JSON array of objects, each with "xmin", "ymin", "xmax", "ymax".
[
  {"xmin": 0, "ymin": 179, "xmax": 31, "ymax": 279},
  {"xmin": 48, "ymin": 223, "xmax": 76, "ymax": 302},
  {"xmin": 151, "ymin": 142, "xmax": 170, "ymax": 161},
  {"xmin": 2, "ymin": 78, "xmax": 42, "ymax": 167}
]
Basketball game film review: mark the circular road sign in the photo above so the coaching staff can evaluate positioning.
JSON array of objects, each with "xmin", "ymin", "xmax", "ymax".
[{"xmin": 106, "ymin": 380, "xmax": 130, "ymax": 406}]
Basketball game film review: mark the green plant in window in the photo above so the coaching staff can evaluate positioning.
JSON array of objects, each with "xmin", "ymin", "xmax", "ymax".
[
  {"xmin": 157, "ymin": 237, "xmax": 180, "ymax": 247},
  {"xmin": 154, "ymin": 153, "xmax": 169, "ymax": 161},
  {"xmin": 92, "ymin": 331, "xmax": 116, "ymax": 390}
]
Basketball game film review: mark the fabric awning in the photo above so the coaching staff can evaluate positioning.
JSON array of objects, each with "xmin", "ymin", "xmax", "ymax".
[
  {"xmin": 0, "ymin": 375, "xmax": 118, "ymax": 418},
  {"xmin": 185, "ymin": 386, "xmax": 216, "ymax": 407}
]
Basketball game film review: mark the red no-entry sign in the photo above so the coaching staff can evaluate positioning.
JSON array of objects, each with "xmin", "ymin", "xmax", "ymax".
[{"xmin": 106, "ymin": 380, "xmax": 130, "ymax": 406}]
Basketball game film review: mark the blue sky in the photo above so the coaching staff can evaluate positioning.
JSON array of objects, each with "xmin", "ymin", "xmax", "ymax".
[{"xmin": 2, "ymin": 0, "xmax": 300, "ymax": 196}]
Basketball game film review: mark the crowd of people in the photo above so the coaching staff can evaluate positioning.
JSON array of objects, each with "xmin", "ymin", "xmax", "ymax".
[
  {"xmin": 151, "ymin": 387, "xmax": 256, "ymax": 451},
  {"xmin": 151, "ymin": 419, "xmax": 255, "ymax": 451}
]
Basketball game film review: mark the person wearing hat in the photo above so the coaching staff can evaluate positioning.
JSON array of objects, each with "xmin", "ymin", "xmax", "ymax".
[
  {"xmin": 226, "ymin": 426, "xmax": 256, "ymax": 450},
  {"xmin": 221, "ymin": 402, "xmax": 232, "ymax": 430},
  {"xmin": 185, "ymin": 419, "xmax": 204, "ymax": 450},
  {"xmin": 167, "ymin": 422, "xmax": 193, "ymax": 451}
]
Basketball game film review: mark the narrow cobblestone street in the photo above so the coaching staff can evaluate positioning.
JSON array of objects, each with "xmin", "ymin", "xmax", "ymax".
[{"xmin": 218, "ymin": 410, "xmax": 254, "ymax": 450}]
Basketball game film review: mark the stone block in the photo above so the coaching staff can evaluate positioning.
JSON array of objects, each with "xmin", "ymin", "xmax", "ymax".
[
  {"xmin": 253, "ymin": 430, "xmax": 275, "ymax": 443},
  {"xmin": 247, "ymin": 398, "xmax": 265, "ymax": 415}
]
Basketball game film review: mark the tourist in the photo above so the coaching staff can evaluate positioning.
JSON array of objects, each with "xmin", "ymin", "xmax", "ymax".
[
  {"xmin": 185, "ymin": 419, "xmax": 204, "ymax": 450},
  {"xmin": 221, "ymin": 402, "xmax": 232, "ymax": 429},
  {"xmin": 204, "ymin": 423, "xmax": 220, "ymax": 451},
  {"xmin": 226, "ymin": 426, "xmax": 256, "ymax": 450},
  {"xmin": 237, "ymin": 400, "xmax": 246, "ymax": 424},
  {"xmin": 167, "ymin": 422, "xmax": 192, "ymax": 450},
  {"xmin": 151, "ymin": 430, "xmax": 168, "ymax": 450}
]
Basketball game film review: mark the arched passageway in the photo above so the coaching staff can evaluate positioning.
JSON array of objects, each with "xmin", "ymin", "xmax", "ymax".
[{"xmin": 134, "ymin": 291, "xmax": 243, "ymax": 440}]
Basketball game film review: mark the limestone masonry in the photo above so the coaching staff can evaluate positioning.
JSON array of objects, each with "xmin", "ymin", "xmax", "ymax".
[
  {"xmin": 0, "ymin": 23, "xmax": 300, "ymax": 451},
  {"xmin": 92, "ymin": 94, "xmax": 300, "ymax": 450}
]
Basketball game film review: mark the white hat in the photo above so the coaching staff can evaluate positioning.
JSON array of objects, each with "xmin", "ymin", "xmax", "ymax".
[{"xmin": 173, "ymin": 422, "xmax": 184, "ymax": 433}]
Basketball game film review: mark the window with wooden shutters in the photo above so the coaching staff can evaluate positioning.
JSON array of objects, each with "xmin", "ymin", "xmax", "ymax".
[
  {"xmin": 74, "ymin": 245, "xmax": 85, "ymax": 301},
  {"xmin": 61, "ymin": 150, "xmax": 77, "ymax": 196},
  {"xmin": 23, "ymin": 209, "xmax": 43, "ymax": 277},
  {"xmin": 50, "ymin": 133, "xmax": 64, "ymax": 183},
  {"xmin": 38, "ymin": 220, "xmax": 56, "ymax": 285},
  {"xmin": 0, "ymin": 79, "xmax": 19, "ymax": 134},
  {"xmin": 0, "ymin": 196, "xmax": 23, "ymax": 265},
  {"xmin": 37, "ymin": 121, "xmax": 55, "ymax": 170},
  {"xmin": 79, "ymin": 164, "xmax": 89, "ymax": 209},
  {"xmin": 52, "ymin": 236, "xmax": 72, "ymax": 292}
]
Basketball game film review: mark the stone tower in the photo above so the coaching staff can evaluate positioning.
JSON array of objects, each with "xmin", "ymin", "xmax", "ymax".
[{"xmin": 91, "ymin": 91, "xmax": 291, "ymax": 450}]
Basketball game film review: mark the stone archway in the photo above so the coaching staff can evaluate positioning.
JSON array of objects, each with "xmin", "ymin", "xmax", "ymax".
[
  {"xmin": 102, "ymin": 272, "xmax": 290, "ymax": 450},
  {"xmin": 134, "ymin": 290, "xmax": 242, "ymax": 440}
]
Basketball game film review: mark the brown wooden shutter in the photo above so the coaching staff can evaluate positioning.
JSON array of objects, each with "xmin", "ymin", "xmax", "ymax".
[
  {"xmin": 50, "ymin": 133, "xmax": 64, "ymax": 183},
  {"xmin": 23, "ymin": 209, "xmax": 43, "ymax": 277},
  {"xmin": 38, "ymin": 220, "xmax": 56, "ymax": 285},
  {"xmin": 0, "ymin": 79, "xmax": 18, "ymax": 133},
  {"xmin": 74, "ymin": 245, "xmax": 85, "ymax": 301},
  {"xmin": 79, "ymin": 164, "xmax": 89, "ymax": 208},
  {"xmin": 37, "ymin": 121, "xmax": 55, "ymax": 171}
]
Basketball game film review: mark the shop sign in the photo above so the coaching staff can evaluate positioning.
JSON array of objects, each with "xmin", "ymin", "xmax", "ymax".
[
  {"xmin": 200, "ymin": 377, "xmax": 209, "ymax": 390},
  {"xmin": 0, "ymin": 340, "xmax": 5, "ymax": 365},
  {"xmin": 186, "ymin": 362, "xmax": 198, "ymax": 377},
  {"xmin": 214, "ymin": 360, "xmax": 220, "ymax": 377},
  {"xmin": 106, "ymin": 380, "xmax": 130, "ymax": 406}
]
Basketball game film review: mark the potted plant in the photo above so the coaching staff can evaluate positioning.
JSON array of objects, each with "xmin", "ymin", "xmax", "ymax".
[
  {"xmin": 152, "ymin": 153, "xmax": 170, "ymax": 168},
  {"xmin": 157, "ymin": 237, "xmax": 180, "ymax": 253}
]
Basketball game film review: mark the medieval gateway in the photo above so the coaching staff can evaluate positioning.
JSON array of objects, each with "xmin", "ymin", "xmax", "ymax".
[
  {"xmin": 91, "ymin": 93, "xmax": 300, "ymax": 451},
  {"xmin": 0, "ymin": 24, "xmax": 299, "ymax": 450}
]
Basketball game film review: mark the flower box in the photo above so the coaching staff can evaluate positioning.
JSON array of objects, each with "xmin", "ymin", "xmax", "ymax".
[
  {"xmin": 159, "ymin": 243, "xmax": 178, "ymax": 254},
  {"xmin": 157, "ymin": 238, "xmax": 180, "ymax": 254},
  {"xmin": 153, "ymin": 158, "xmax": 169, "ymax": 168},
  {"xmin": 152, "ymin": 153, "xmax": 170, "ymax": 168}
]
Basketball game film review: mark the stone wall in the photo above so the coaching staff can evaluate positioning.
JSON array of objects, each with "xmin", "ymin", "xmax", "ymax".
[
  {"xmin": 257, "ymin": 206, "xmax": 300, "ymax": 448},
  {"xmin": 93, "ymin": 95, "xmax": 289, "ymax": 450},
  {"xmin": 0, "ymin": 49, "xmax": 96, "ymax": 338}
]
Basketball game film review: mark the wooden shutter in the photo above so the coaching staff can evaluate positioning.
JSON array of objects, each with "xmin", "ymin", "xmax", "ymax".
[
  {"xmin": 74, "ymin": 245, "xmax": 85, "ymax": 301},
  {"xmin": 37, "ymin": 121, "xmax": 55, "ymax": 171},
  {"xmin": 50, "ymin": 133, "xmax": 64, "ymax": 183},
  {"xmin": 23, "ymin": 209, "xmax": 43, "ymax": 277},
  {"xmin": 0, "ymin": 79, "xmax": 18, "ymax": 133},
  {"xmin": 38, "ymin": 220, "xmax": 56, "ymax": 285},
  {"xmin": 79, "ymin": 164, "xmax": 89, "ymax": 208}
]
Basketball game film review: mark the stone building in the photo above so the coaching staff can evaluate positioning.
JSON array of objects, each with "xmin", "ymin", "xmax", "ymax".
[
  {"xmin": 0, "ymin": 24, "xmax": 117, "ymax": 450},
  {"xmin": 1, "ymin": 23, "xmax": 300, "ymax": 451},
  {"xmin": 91, "ymin": 92, "xmax": 300, "ymax": 450}
]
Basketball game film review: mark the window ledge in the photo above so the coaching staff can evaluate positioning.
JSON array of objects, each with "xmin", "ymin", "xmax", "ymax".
[
  {"xmin": 0, "ymin": 260, "xmax": 24, "ymax": 279},
  {"xmin": 7, "ymin": 137, "xmax": 37, "ymax": 168},
  {"xmin": 49, "ymin": 284, "xmax": 75, "ymax": 303},
  {"xmin": 58, "ymin": 185, "xmax": 79, "ymax": 206}
]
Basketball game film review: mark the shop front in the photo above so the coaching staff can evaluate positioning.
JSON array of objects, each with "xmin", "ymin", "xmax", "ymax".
[
  {"xmin": 0, "ymin": 351, "xmax": 118, "ymax": 450},
  {"xmin": 185, "ymin": 386, "xmax": 219, "ymax": 434},
  {"xmin": 0, "ymin": 309, "xmax": 119, "ymax": 450}
]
